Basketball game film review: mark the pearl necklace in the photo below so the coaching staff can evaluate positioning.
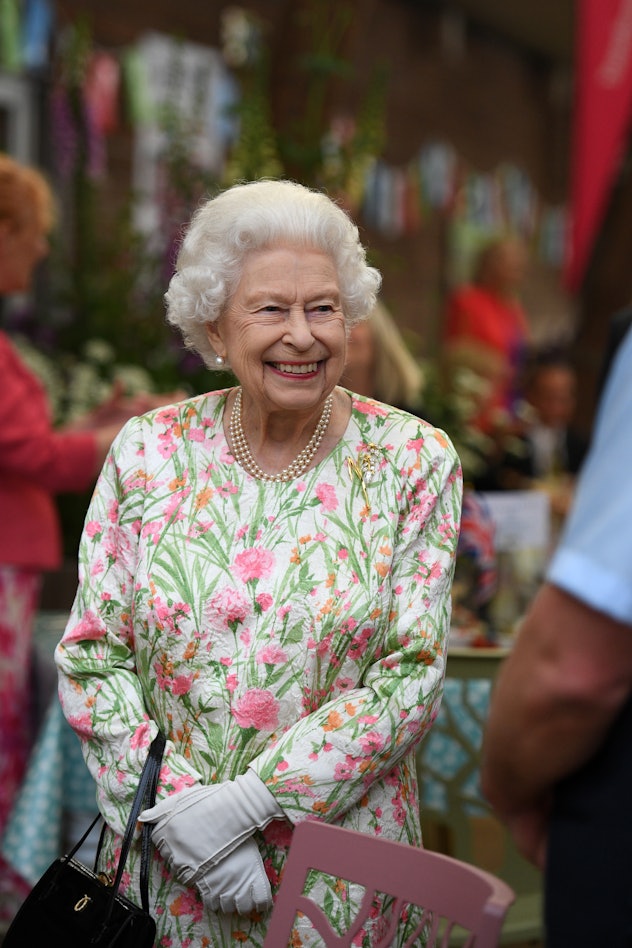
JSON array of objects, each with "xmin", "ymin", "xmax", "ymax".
[{"xmin": 229, "ymin": 387, "xmax": 334, "ymax": 482}]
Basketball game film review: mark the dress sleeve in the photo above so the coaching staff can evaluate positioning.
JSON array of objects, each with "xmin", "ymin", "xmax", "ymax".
[
  {"xmin": 248, "ymin": 432, "xmax": 463, "ymax": 824},
  {"xmin": 55, "ymin": 416, "xmax": 203, "ymax": 835}
]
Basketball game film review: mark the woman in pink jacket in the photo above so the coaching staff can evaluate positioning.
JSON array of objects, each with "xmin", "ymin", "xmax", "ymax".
[{"xmin": 0, "ymin": 153, "xmax": 169, "ymax": 916}]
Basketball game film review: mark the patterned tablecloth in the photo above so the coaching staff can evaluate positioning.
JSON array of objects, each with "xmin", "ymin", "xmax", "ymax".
[
  {"xmin": 417, "ymin": 647, "xmax": 509, "ymax": 816},
  {"xmin": 419, "ymin": 676, "xmax": 493, "ymax": 816}
]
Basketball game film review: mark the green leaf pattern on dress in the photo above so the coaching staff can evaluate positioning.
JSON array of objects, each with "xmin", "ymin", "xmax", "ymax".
[{"xmin": 56, "ymin": 388, "xmax": 462, "ymax": 947}]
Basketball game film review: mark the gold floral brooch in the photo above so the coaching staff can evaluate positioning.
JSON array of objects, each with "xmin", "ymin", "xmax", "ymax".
[{"xmin": 346, "ymin": 443, "xmax": 382, "ymax": 511}]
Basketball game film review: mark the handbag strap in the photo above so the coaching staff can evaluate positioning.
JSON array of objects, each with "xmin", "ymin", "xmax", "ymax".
[
  {"xmin": 106, "ymin": 731, "xmax": 166, "ymax": 917},
  {"xmin": 66, "ymin": 812, "xmax": 103, "ymax": 860},
  {"xmin": 138, "ymin": 732, "xmax": 165, "ymax": 911}
]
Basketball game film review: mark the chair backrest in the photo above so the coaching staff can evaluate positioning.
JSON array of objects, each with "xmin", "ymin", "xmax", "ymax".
[{"xmin": 263, "ymin": 820, "xmax": 515, "ymax": 948}]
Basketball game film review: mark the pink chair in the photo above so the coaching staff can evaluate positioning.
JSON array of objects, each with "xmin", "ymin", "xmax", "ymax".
[{"xmin": 263, "ymin": 820, "xmax": 515, "ymax": 948}]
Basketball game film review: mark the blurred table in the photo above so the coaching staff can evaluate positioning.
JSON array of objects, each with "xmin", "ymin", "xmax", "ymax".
[
  {"xmin": 417, "ymin": 641, "xmax": 543, "ymax": 944},
  {"xmin": 447, "ymin": 645, "xmax": 510, "ymax": 680}
]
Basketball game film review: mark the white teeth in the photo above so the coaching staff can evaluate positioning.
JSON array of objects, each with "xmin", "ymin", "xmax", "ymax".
[{"xmin": 274, "ymin": 362, "xmax": 318, "ymax": 375}]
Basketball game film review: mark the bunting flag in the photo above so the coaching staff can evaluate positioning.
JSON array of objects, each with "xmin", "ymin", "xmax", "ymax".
[
  {"xmin": 84, "ymin": 51, "xmax": 120, "ymax": 134},
  {"xmin": 359, "ymin": 143, "xmax": 566, "ymax": 266},
  {"xmin": 1, "ymin": 0, "xmax": 568, "ymax": 270},
  {"xmin": 121, "ymin": 46, "xmax": 154, "ymax": 126},
  {"xmin": 564, "ymin": 0, "xmax": 632, "ymax": 290},
  {"xmin": 21, "ymin": 0, "xmax": 53, "ymax": 70},
  {"xmin": 0, "ymin": 0, "xmax": 21, "ymax": 70}
]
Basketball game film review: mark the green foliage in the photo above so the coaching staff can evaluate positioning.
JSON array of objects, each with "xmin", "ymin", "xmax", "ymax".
[
  {"xmin": 418, "ymin": 361, "xmax": 496, "ymax": 484},
  {"xmin": 221, "ymin": 3, "xmax": 387, "ymax": 205},
  {"xmin": 24, "ymin": 5, "xmax": 390, "ymax": 555},
  {"xmin": 43, "ymin": 5, "xmax": 388, "ymax": 420},
  {"xmin": 48, "ymin": 21, "xmax": 223, "ymax": 405}
]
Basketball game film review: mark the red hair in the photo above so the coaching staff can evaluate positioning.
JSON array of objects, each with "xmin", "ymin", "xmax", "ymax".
[{"xmin": 0, "ymin": 152, "xmax": 54, "ymax": 234}]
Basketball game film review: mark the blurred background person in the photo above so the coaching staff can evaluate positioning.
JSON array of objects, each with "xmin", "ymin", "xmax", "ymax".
[
  {"xmin": 0, "ymin": 152, "xmax": 177, "ymax": 920},
  {"xmin": 494, "ymin": 351, "xmax": 589, "ymax": 519},
  {"xmin": 340, "ymin": 299, "xmax": 424, "ymax": 411},
  {"xmin": 443, "ymin": 234, "xmax": 531, "ymax": 434},
  {"xmin": 341, "ymin": 303, "xmax": 501, "ymax": 647}
]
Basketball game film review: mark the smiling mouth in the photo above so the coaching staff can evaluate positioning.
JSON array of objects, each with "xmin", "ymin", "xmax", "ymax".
[{"xmin": 270, "ymin": 361, "xmax": 320, "ymax": 375}]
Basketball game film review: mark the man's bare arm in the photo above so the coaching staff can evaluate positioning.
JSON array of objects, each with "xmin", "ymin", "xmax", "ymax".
[{"xmin": 480, "ymin": 583, "xmax": 632, "ymax": 863}]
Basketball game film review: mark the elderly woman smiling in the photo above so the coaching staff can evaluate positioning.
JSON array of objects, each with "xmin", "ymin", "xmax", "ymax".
[{"xmin": 56, "ymin": 179, "xmax": 463, "ymax": 947}]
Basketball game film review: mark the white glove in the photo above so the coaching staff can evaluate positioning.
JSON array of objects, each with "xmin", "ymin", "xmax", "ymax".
[
  {"xmin": 196, "ymin": 837, "xmax": 272, "ymax": 915},
  {"xmin": 139, "ymin": 768, "xmax": 284, "ymax": 882}
]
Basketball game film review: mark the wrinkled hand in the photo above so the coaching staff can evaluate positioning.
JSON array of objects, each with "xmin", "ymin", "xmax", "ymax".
[
  {"xmin": 139, "ymin": 769, "xmax": 284, "ymax": 883},
  {"xmin": 197, "ymin": 838, "xmax": 272, "ymax": 915}
]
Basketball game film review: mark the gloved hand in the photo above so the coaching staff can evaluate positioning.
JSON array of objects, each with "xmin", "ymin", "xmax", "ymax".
[
  {"xmin": 196, "ymin": 837, "xmax": 272, "ymax": 915},
  {"xmin": 139, "ymin": 768, "xmax": 284, "ymax": 882}
]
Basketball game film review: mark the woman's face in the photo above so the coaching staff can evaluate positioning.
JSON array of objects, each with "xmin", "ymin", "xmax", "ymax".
[
  {"xmin": 207, "ymin": 245, "xmax": 347, "ymax": 415},
  {"xmin": 528, "ymin": 366, "xmax": 577, "ymax": 428},
  {"xmin": 482, "ymin": 239, "xmax": 527, "ymax": 292},
  {"xmin": 342, "ymin": 321, "xmax": 376, "ymax": 392},
  {"xmin": 0, "ymin": 213, "xmax": 49, "ymax": 294}
]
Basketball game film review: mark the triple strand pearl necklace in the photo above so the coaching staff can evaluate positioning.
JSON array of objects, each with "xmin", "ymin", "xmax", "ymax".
[{"xmin": 229, "ymin": 386, "xmax": 334, "ymax": 483}]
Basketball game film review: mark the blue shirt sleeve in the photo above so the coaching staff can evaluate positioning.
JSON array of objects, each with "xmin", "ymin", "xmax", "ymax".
[{"xmin": 546, "ymin": 327, "xmax": 632, "ymax": 625}]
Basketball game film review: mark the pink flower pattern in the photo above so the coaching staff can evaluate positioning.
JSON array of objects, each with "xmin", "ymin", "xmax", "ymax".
[
  {"xmin": 256, "ymin": 643, "xmax": 288, "ymax": 665},
  {"xmin": 232, "ymin": 547, "xmax": 275, "ymax": 582},
  {"xmin": 205, "ymin": 586, "xmax": 251, "ymax": 628},
  {"xmin": 232, "ymin": 688, "xmax": 280, "ymax": 730},
  {"xmin": 315, "ymin": 482, "xmax": 339, "ymax": 511},
  {"xmin": 57, "ymin": 389, "xmax": 462, "ymax": 948}
]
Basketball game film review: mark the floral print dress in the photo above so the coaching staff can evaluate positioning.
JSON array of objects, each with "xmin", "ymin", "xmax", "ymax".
[{"xmin": 56, "ymin": 388, "xmax": 462, "ymax": 947}]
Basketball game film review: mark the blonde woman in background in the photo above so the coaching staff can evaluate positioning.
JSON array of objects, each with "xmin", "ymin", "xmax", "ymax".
[{"xmin": 341, "ymin": 300, "xmax": 424, "ymax": 411}]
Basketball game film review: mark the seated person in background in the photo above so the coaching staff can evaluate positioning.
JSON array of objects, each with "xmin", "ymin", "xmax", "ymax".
[
  {"xmin": 495, "ymin": 352, "xmax": 589, "ymax": 518},
  {"xmin": 340, "ymin": 299, "xmax": 424, "ymax": 412},
  {"xmin": 443, "ymin": 234, "xmax": 531, "ymax": 434}
]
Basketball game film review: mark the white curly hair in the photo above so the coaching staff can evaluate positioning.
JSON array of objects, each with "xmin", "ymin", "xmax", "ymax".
[{"xmin": 165, "ymin": 179, "xmax": 382, "ymax": 369}]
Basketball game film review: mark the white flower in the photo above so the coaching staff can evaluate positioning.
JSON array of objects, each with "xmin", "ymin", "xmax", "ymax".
[
  {"xmin": 112, "ymin": 364, "xmax": 156, "ymax": 394},
  {"xmin": 66, "ymin": 362, "xmax": 110, "ymax": 421},
  {"xmin": 83, "ymin": 338, "xmax": 116, "ymax": 365}
]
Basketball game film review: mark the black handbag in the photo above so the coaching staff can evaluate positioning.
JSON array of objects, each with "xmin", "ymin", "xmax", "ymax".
[{"xmin": 3, "ymin": 730, "xmax": 166, "ymax": 948}]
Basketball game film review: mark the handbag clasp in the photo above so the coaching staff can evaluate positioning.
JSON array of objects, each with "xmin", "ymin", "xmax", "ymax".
[{"xmin": 74, "ymin": 894, "xmax": 92, "ymax": 912}]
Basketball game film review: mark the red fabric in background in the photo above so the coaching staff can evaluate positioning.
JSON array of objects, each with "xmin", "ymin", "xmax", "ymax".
[
  {"xmin": 0, "ymin": 333, "xmax": 97, "ymax": 569},
  {"xmin": 565, "ymin": 0, "xmax": 632, "ymax": 291}
]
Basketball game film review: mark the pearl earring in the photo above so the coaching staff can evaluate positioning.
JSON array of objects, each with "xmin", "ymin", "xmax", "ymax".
[{"xmin": 215, "ymin": 354, "xmax": 224, "ymax": 366}]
